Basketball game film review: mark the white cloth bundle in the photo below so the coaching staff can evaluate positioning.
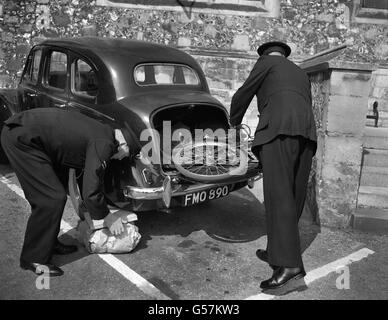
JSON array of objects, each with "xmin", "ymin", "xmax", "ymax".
[
  {"xmin": 76, "ymin": 211, "xmax": 141, "ymax": 254},
  {"xmin": 68, "ymin": 168, "xmax": 141, "ymax": 254}
]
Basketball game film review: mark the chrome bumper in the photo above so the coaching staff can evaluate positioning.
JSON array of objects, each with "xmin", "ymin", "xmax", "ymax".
[{"xmin": 123, "ymin": 175, "xmax": 261, "ymax": 208}]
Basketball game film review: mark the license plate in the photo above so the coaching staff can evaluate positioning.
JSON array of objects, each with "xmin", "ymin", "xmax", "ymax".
[{"xmin": 182, "ymin": 185, "xmax": 230, "ymax": 206}]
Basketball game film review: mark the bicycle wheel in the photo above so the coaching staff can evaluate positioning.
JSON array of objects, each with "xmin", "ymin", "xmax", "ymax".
[{"xmin": 172, "ymin": 140, "xmax": 249, "ymax": 182}]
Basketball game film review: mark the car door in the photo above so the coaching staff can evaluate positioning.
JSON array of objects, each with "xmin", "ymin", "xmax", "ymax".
[
  {"xmin": 67, "ymin": 54, "xmax": 115, "ymax": 125},
  {"xmin": 67, "ymin": 53, "xmax": 123, "ymax": 203},
  {"xmin": 39, "ymin": 48, "xmax": 69, "ymax": 110},
  {"xmin": 18, "ymin": 47, "xmax": 43, "ymax": 111}
]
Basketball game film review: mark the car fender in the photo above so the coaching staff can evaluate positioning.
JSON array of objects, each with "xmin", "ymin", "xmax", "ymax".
[
  {"xmin": 0, "ymin": 89, "xmax": 19, "ymax": 116},
  {"xmin": 0, "ymin": 89, "xmax": 19, "ymax": 163}
]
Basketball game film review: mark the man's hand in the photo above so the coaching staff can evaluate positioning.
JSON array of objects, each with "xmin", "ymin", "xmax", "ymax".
[{"xmin": 104, "ymin": 211, "xmax": 125, "ymax": 236}]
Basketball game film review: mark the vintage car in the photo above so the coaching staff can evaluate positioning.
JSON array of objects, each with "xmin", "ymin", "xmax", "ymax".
[{"xmin": 0, "ymin": 37, "xmax": 261, "ymax": 214}]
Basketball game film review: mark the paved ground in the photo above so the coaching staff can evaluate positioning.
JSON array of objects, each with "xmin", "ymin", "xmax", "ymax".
[{"xmin": 0, "ymin": 163, "xmax": 387, "ymax": 300}]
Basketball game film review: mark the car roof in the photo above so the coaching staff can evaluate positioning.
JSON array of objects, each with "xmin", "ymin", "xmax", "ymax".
[
  {"xmin": 37, "ymin": 37, "xmax": 210, "ymax": 102},
  {"xmin": 39, "ymin": 37, "xmax": 198, "ymax": 66}
]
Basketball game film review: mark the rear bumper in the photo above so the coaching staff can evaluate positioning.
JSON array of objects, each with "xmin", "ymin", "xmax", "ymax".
[{"xmin": 123, "ymin": 171, "xmax": 262, "ymax": 208}]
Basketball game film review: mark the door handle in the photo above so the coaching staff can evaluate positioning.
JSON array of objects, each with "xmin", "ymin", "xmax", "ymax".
[
  {"xmin": 26, "ymin": 92, "xmax": 37, "ymax": 97},
  {"xmin": 54, "ymin": 103, "xmax": 66, "ymax": 108}
]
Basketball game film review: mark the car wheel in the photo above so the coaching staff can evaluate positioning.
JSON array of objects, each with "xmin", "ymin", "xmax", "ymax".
[{"xmin": 172, "ymin": 140, "xmax": 249, "ymax": 182}]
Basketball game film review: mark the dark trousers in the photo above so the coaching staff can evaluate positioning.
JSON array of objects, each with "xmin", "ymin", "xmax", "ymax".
[
  {"xmin": 257, "ymin": 135, "xmax": 315, "ymax": 268},
  {"xmin": 1, "ymin": 125, "xmax": 67, "ymax": 264}
]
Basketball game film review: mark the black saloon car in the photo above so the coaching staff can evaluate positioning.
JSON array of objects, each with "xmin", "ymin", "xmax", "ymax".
[{"xmin": 0, "ymin": 37, "xmax": 260, "ymax": 215}]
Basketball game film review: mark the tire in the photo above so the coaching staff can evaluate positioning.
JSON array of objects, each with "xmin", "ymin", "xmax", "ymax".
[{"xmin": 172, "ymin": 140, "xmax": 249, "ymax": 182}]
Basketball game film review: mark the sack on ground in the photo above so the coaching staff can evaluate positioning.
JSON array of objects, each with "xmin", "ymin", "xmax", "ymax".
[{"xmin": 77, "ymin": 211, "xmax": 141, "ymax": 254}]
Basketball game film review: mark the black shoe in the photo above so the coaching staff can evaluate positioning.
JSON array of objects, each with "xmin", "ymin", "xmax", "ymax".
[
  {"xmin": 260, "ymin": 266, "xmax": 306, "ymax": 291},
  {"xmin": 53, "ymin": 241, "xmax": 78, "ymax": 255},
  {"xmin": 255, "ymin": 249, "xmax": 276, "ymax": 270},
  {"xmin": 20, "ymin": 261, "xmax": 64, "ymax": 277}
]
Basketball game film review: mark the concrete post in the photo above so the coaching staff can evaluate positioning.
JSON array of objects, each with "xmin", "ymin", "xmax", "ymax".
[{"xmin": 303, "ymin": 61, "xmax": 374, "ymax": 227}]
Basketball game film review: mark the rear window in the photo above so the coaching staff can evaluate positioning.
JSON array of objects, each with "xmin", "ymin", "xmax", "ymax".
[{"xmin": 134, "ymin": 63, "xmax": 200, "ymax": 86}]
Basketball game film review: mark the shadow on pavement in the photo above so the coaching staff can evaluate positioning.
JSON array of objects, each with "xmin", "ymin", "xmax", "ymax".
[
  {"xmin": 53, "ymin": 231, "xmax": 89, "ymax": 267},
  {"xmin": 134, "ymin": 186, "xmax": 320, "ymax": 256},
  {"xmin": 133, "ymin": 187, "xmax": 268, "ymax": 252},
  {"xmin": 53, "ymin": 185, "xmax": 321, "ymax": 270}
]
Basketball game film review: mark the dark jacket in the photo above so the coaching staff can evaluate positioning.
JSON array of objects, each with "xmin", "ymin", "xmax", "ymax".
[
  {"xmin": 230, "ymin": 55, "xmax": 317, "ymax": 152},
  {"xmin": 4, "ymin": 108, "xmax": 118, "ymax": 220}
]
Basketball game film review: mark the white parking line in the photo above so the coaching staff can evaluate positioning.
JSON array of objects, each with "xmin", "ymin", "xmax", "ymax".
[
  {"xmin": 245, "ymin": 247, "xmax": 375, "ymax": 300},
  {"xmin": 0, "ymin": 173, "xmax": 171, "ymax": 300},
  {"xmin": 0, "ymin": 174, "xmax": 25, "ymax": 198}
]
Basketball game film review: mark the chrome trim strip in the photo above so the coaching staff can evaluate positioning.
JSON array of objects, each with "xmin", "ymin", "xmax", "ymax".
[{"xmin": 123, "ymin": 179, "xmax": 249, "ymax": 200}]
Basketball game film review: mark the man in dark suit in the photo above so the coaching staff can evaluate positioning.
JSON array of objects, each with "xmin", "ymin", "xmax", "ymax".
[
  {"xmin": 1, "ymin": 108, "xmax": 130, "ymax": 276},
  {"xmin": 230, "ymin": 41, "xmax": 317, "ymax": 290}
]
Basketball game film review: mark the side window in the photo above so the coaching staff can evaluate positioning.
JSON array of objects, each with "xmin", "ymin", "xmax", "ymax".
[
  {"xmin": 31, "ymin": 50, "xmax": 42, "ymax": 83},
  {"xmin": 355, "ymin": 0, "xmax": 388, "ymax": 23},
  {"xmin": 45, "ymin": 51, "xmax": 67, "ymax": 90},
  {"xmin": 71, "ymin": 58, "xmax": 98, "ymax": 98},
  {"xmin": 21, "ymin": 53, "xmax": 33, "ymax": 83},
  {"xmin": 21, "ymin": 49, "xmax": 42, "ymax": 84},
  {"xmin": 361, "ymin": 0, "xmax": 388, "ymax": 9}
]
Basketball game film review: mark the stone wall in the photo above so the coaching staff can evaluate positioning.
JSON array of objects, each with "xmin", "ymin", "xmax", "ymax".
[
  {"xmin": 304, "ymin": 68, "xmax": 331, "ymax": 225},
  {"xmin": 0, "ymin": 0, "xmax": 387, "ymax": 89},
  {"xmin": 188, "ymin": 50, "xmax": 259, "ymax": 128}
]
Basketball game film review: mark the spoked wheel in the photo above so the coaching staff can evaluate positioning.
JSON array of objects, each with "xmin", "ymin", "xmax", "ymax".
[{"xmin": 172, "ymin": 140, "xmax": 249, "ymax": 182}]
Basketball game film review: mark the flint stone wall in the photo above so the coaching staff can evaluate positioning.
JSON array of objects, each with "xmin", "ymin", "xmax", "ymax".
[{"xmin": 0, "ymin": 0, "xmax": 387, "ymax": 88}]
